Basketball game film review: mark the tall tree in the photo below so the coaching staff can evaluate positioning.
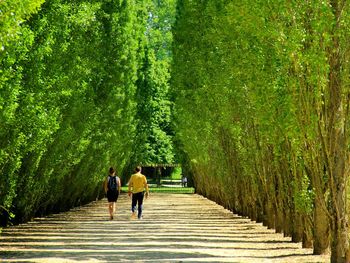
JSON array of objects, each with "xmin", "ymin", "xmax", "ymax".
[
  {"xmin": 172, "ymin": 1, "xmax": 350, "ymax": 262},
  {"xmin": 0, "ymin": 0, "xmax": 149, "ymax": 224},
  {"xmin": 132, "ymin": 0, "xmax": 177, "ymax": 165}
]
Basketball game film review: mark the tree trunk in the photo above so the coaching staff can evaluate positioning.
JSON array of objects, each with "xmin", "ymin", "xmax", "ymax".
[
  {"xmin": 291, "ymin": 212, "xmax": 303, "ymax": 242},
  {"xmin": 327, "ymin": 1, "xmax": 350, "ymax": 261},
  {"xmin": 282, "ymin": 210, "xmax": 292, "ymax": 237},
  {"xmin": 275, "ymin": 207, "xmax": 284, "ymax": 234},
  {"xmin": 266, "ymin": 201, "xmax": 275, "ymax": 230},
  {"xmin": 313, "ymin": 198, "xmax": 330, "ymax": 254},
  {"xmin": 250, "ymin": 204, "xmax": 257, "ymax": 222},
  {"xmin": 302, "ymin": 215, "xmax": 313, "ymax": 248},
  {"xmin": 328, "ymin": 109, "xmax": 349, "ymax": 262}
]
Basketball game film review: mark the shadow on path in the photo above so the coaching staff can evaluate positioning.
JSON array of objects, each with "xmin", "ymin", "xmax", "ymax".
[{"xmin": 0, "ymin": 194, "xmax": 330, "ymax": 262}]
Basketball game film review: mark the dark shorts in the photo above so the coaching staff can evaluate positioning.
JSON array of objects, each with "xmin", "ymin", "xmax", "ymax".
[{"xmin": 107, "ymin": 190, "xmax": 119, "ymax": 202}]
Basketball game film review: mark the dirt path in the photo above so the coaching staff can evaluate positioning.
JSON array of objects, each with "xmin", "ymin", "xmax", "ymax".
[{"xmin": 0, "ymin": 193, "xmax": 329, "ymax": 262}]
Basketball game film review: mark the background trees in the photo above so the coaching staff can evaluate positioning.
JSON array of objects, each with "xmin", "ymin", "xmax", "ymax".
[
  {"xmin": 0, "ymin": 0, "xmax": 149, "ymax": 224},
  {"xmin": 131, "ymin": 0, "xmax": 176, "ymax": 167},
  {"xmin": 1, "ymin": 0, "xmax": 350, "ymax": 262},
  {"xmin": 0, "ymin": 0, "xmax": 177, "ymax": 225},
  {"xmin": 172, "ymin": 0, "xmax": 350, "ymax": 262}
]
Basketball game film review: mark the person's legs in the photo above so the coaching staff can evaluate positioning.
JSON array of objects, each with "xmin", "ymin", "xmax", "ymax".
[
  {"xmin": 108, "ymin": 190, "xmax": 118, "ymax": 220},
  {"xmin": 107, "ymin": 190, "xmax": 113, "ymax": 220},
  {"xmin": 131, "ymin": 193, "xmax": 137, "ymax": 218},
  {"xmin": 113, "ymin": 192, "xmax": 119, "ymax": 214},
  {"xmin": 108, "ymin": 202, "xmax": 114, "ymax": 219},
  {"xmin": 137, "ymin": 192, "xmax": 144, "ymax": 219}
]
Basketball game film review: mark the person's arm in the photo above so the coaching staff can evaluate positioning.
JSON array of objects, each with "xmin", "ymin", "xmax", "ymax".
[
  {"xmin": 118, "ymin": 178, "xmax": 121, "ymax": 195},
  {"xmin": 144, "ymin": 176, "xmax": 149, "ymax": 198},
  {"xmin": 128, "ymin": 176, "xmax": 133, "ymax": 197},
  {"xmin": 103, "ymin": 177, "xmax": 108, "ymax": 193}
]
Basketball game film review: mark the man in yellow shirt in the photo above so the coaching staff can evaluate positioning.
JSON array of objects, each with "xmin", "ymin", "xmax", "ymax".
[{"xmin": 128, "ymin": 166, "xmax": 149, "ymax": 219}]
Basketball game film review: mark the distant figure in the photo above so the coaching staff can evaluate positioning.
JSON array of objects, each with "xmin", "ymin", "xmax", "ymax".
[
  {"xmin": 182, "ymin": 175, "xmax": 187, "ymax": 187},
  {"xmin": 128, "ymin": 166, "xmax": 149, "ymax": 219},
  {"xmin": 104, "ymin": 167, "xmax": 121, "ymax": 220}
]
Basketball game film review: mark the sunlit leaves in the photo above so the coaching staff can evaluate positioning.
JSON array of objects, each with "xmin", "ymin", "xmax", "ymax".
[
  {"xmin": 172, "ymin": 0, "xmax": 350, "ymax": 252},
  {"xmin": 133, "ymin": 0, "xmax": 176, "ymax": 165},
  {"xmin": 0, "ymin": 0, "xmax": 149, "ymax": 224}
]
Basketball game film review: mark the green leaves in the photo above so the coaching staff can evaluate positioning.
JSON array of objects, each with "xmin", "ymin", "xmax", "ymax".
[
  {"xmin": 0, "ymin": 0, "xmax": 44, "ymax": 49},
  {"xmin": 172, "ymin": 0, "xmax": 350, "ymax": 253},
  {"xmin": 132, "ymin": 0, "xmax": 176, "ymax": 166},
  {"xmin": 0, "ymin": 0, "xmax": 150, "ymax": 224}
]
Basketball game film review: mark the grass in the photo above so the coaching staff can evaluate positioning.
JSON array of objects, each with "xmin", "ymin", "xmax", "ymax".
[
  {"xmin": 121, "ymin": 186, "xmax": 194, "ymax": 194},
  {"xmin": 149, "ymin": 187, "xmax": 195, "ymax": 194},
  {"xmin": 122, "ymin": 167, "xmax": 193, "ymax": 194}
]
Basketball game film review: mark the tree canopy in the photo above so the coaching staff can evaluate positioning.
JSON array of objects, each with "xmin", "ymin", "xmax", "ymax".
[
  {"xmin": 1, "ymin": 1, "xmax": 350, "ymax": 262},
  {"xmin": 172, "ymin": 1, "xmax": 350, "ymax": 262}
]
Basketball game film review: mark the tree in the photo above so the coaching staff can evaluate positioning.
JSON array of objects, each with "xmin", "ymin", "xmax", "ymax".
[
  {"xmin": 132, "ymin": 0, "xmax": 176, "ymax": 166},
  {"xmin": 171, "ymin": 1, "xmax": 350, "ymax": 261},
  {"xmin": 0, "ymin": 0, "xmax": 149, "ymax": 224}
]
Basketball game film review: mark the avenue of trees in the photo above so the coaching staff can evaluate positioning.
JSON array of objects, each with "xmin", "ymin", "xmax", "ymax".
[
  {"xmin": 0, "ymin": 0, "xmax": 175, "ymax": 224},
  {"xmin": 172, "ymin": 1, "xmax": 349, "ymax": 262},
  {"xmin": 1, "ymin": 0, "xmax": 350, "ymax": 262}
]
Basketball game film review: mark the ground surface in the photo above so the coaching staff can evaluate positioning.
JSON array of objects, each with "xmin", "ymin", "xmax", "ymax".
[{"xmin": 0, "ymin": 193, "xmax": 330, "ymax": 262}]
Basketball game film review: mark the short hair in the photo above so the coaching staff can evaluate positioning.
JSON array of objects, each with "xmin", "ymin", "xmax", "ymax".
[
  {"xmin": 135, "ymin": 166, "xmax": 141, "ymax": 172},
  {"xmin": 109, "ymin": 167, "xmax": 115, "ymax": 174}
]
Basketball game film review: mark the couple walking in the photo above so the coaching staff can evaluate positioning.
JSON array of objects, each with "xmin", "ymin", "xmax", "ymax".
[{"xmin": 104, "ymin": 166, "xmax": 149, "ymax": 220}]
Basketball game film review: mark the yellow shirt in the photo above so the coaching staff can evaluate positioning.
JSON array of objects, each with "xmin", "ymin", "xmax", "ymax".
[{"xmin": 128, "ymin": 172, "xmax": 148, "ymax": 194}]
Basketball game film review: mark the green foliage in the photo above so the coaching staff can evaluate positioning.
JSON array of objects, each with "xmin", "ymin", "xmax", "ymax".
[
  {"xmin": 0, "ymin": 0, "xmax": 179, "ymax": 225},
  {"xmin": 131, "ymin": 0, "xmax": 177, "ymax": 166},
  {"xmin": 0, "ymin": 0, "xmax": 44, "ymax": 49},
  {"xmin": 170, "ymin": 167, "xmax": 182, "ymax": 180},
  {"xmin": 172, "ymin": 0, "xmax": 350, "ymax": 253},
  {"xmin": 293, "ymin": 174, "xmax": 315, "ymax": 215},
  {"xmin": 0, "ymin": 0, "xmax": 46, "ymax": 224},
  {"xmin": 2, "ymin": 2, "xmax": 349, "ymax": 258},
  {"xmin": 0, "ymin": 0, "xmax": 149, "ymax": 224}
]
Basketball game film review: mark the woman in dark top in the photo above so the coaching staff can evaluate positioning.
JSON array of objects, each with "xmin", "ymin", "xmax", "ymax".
[{"xmin": 104, "ymin": 167, "xmax": 121, "ymax": 220}]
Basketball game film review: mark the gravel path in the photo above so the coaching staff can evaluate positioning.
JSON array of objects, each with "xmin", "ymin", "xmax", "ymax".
[{"xmin": 0, "ymin": 193, "xmax": 330, "ymax": 262}]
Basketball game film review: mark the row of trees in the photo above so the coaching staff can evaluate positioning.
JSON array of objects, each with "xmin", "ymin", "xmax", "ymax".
[
  {"xmin": 172, "ymin": 1, "xmax": 349, "ymax": 262},
  {"xmin": 3, "ymin": 1, "xmax": 350, "ymax": 262},
  {"xmin": 0, "ymin": 0, "xmax": 176, "ymax": 225}
]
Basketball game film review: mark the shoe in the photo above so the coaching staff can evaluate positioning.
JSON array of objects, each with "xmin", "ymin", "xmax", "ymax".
[
  {"xmin": 131, "ymin": 212, "xmax": 136, "ymax": 219},
  {"xmin": 110, "ymin": 215, "xmax": 113, "ymax": 220}
]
